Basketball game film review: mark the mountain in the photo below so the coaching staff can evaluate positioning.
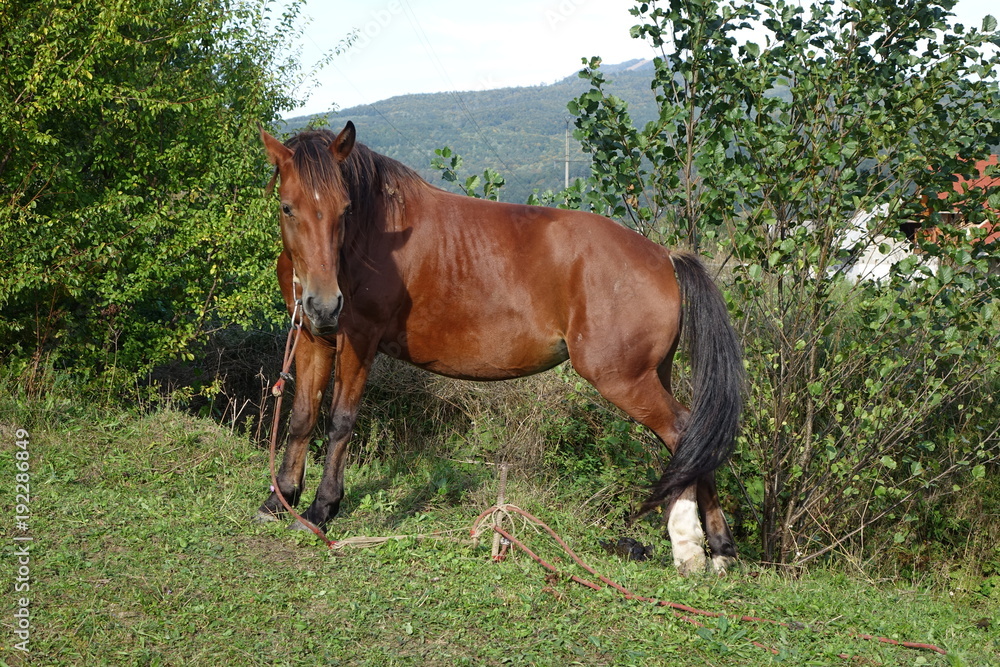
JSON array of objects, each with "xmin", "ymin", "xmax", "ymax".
[{"xmin": 282, "ymin": 59, "xmax": 659, "ymax": 204}]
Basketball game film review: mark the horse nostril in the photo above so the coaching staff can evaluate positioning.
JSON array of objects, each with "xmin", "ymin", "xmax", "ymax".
[{"xmin": 303, "ymin": 293, "xmax": 343, "ymax": 326}]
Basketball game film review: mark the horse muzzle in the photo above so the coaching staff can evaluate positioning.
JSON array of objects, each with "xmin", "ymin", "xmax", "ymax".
[{"xmin": 303, "ymin": 292, "xmax": 343, "ymax": 336}]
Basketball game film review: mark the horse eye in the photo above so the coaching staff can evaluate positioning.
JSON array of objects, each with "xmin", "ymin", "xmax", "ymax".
[{"xmin": 281, "ymin": 203, "xmax": 293, "ymax": 217}]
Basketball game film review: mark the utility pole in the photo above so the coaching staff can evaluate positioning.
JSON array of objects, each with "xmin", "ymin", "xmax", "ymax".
[{"xmin": 564, "ymin": 119, "xmax": 570, "ymax": 189}]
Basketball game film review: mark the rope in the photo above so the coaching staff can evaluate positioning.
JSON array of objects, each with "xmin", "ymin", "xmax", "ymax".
[{"xmin": 470, "ymin": 503, "xmax": 948, "ymax": 658}]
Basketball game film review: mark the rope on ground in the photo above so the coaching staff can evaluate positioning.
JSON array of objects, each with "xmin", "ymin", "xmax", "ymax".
[{"xmin": 469, "ymin": 502, "xmax": 948, "ymax": 658}]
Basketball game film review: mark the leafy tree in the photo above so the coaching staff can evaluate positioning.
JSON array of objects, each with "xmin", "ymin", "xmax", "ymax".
[
  {"xmin": 431, "ymin": 147, "xmax": 506, "ymax": 201},
  {"xmin": 570, "ymin": 0, "xmax": 1000, "ymax": 565},
  {"xmin": 0, "ymin": 0, "xmax": 306, "ymax": 390}
]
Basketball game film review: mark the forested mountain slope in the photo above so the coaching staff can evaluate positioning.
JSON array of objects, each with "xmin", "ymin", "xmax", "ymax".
[{"xmin": 283, "ymin": 59, "xmax": 658, "ymax": 203}]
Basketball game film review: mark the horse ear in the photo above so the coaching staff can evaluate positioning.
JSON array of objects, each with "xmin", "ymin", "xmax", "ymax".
[
  {"xmin": 259, "ymin": 124, "xmax": 292, "ymax": 166},
  {"xmin": 330, "ymin": 121, "xmax": 356, "ymax": 162}
]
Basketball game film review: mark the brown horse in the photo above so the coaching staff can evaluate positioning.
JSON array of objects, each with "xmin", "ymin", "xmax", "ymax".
[{"xmin": 257, "ymin": 122, "xmax": 743, "ymax": 574}]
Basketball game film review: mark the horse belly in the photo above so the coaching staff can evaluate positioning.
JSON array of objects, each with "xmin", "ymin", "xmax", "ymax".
[{"xmin": 387, "ymin": 314, "xmax": 569, "ymax": 381}]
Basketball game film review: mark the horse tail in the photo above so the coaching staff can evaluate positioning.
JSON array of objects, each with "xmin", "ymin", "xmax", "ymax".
[{"xmin": 637, "ymin": 251, "xmax": 744, "ymax": 517}]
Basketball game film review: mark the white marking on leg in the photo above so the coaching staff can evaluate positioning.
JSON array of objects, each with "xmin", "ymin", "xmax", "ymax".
[{"xmin": 668, "ymin": 485, "xmax": 706, "ymax": 575}]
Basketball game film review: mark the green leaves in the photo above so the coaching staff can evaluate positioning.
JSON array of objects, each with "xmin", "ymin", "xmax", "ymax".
[
  {"xmin": 431, "ymin": 148, "xmax": 507, "ymax": 201},
  {"xmin": 1, "ymin": 0, "xmax": 306, "ymax": 388}
]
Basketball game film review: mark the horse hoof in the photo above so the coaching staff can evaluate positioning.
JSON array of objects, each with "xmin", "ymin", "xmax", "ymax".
[
  {"xmin": 287, "ymin": 519, "xmax": 314, "ymax": 532},
  {"xmin": 254, "ymin": 509, "xmax": 281, "ymax": 523},
  {"xmin": 674, "ymin": 549, "xmax": 708, "ymax": 576},
  {"xmin": 712, "ymin": 554, "xmax": 736, "ymax": 576},
  {"xmin": 676, "ymin": 558, "xmax": 708, "ymax": 576}
]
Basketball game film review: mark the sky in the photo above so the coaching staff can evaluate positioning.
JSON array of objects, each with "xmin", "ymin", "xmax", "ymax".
[{"xmin": 282, "ymin": 0, "xmax": 999, "ymax": 117}]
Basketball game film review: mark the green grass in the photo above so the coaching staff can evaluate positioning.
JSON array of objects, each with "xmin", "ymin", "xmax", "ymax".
[{"xmin": 1, "ymin": 398, "xmax": 998, "ymax": 666}]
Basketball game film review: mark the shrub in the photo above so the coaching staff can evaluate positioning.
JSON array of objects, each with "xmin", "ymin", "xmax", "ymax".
[{"xmin": 0, "ymin": 0, "xmax": 305, "ymax": 392}]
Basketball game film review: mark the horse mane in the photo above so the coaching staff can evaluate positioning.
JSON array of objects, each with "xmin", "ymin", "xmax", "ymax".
[{"xmin": 282, "ymin": 129, "xmax": 427, "ymax": 230}]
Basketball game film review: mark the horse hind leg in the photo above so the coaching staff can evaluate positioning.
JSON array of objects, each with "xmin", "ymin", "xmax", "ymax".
[
  {"xmin": 698, "ymin": 474, "xmax": 737, "ymax": 574},
  {"xmin": 650, "ymin": 360, "xmax": 737, "ymax": 575},
  {"xmin": 578, "ymin": 369, "xmax": 711, "ymax": 573},
  {"xmin": 654, "ymin": 446, "xmax": 736, "ymax": 575},
  {"xmin": 668, "ymin": 483, "xmax": 709, "ymax": 575}
]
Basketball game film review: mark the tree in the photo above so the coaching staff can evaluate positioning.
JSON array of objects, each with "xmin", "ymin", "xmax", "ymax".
[
  {"xmin": 0, "ymin": 0, "xmax": 306, "ymax": 391},
  {"xmin": 571, "ymin": 0, "xmax": 1000, "ymax": 565}
]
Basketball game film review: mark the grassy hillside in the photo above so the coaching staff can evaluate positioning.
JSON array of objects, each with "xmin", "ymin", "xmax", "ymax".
[
  {"xmin": 282, "ymin": 60, "xmax": 660, "ymax": 204},
  {"xmin": 2, "ymin": 369, "xmax": 998, "ymax": 665}
]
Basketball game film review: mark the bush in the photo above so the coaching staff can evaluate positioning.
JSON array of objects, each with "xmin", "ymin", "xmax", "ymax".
[{"xmin": 0, "ymin": 0, "xmax": 306, "ymax": 393}]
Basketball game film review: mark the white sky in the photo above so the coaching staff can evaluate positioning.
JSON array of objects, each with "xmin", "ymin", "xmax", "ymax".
[{"xmin": 283, "ymin": 0, "xmax": 999, "ymax": 117}]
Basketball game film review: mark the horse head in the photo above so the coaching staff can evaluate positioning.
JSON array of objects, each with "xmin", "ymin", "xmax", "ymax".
[{"xmin": 260, "ymin": 122, "xmax": 356, "ymax": 336}]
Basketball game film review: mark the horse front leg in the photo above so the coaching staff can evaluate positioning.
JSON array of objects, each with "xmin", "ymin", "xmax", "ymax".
[
  {"xmin": 256, "ymin": 332, "xmax": 335, "ymax": 522},
  {"xmin": 291, "ymin": 331, "xmax": 378, "ymax": 531}
]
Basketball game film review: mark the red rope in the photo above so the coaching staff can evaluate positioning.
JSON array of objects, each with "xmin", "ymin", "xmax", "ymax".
[{"xmin": 471, "ymin": 503, "xmax": 947, "ymax": 658}]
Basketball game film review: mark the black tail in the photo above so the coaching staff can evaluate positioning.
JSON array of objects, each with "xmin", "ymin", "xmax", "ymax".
[{"xmin": 637, "ymin": 252, "xmax": 744, "ymax": 516}]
